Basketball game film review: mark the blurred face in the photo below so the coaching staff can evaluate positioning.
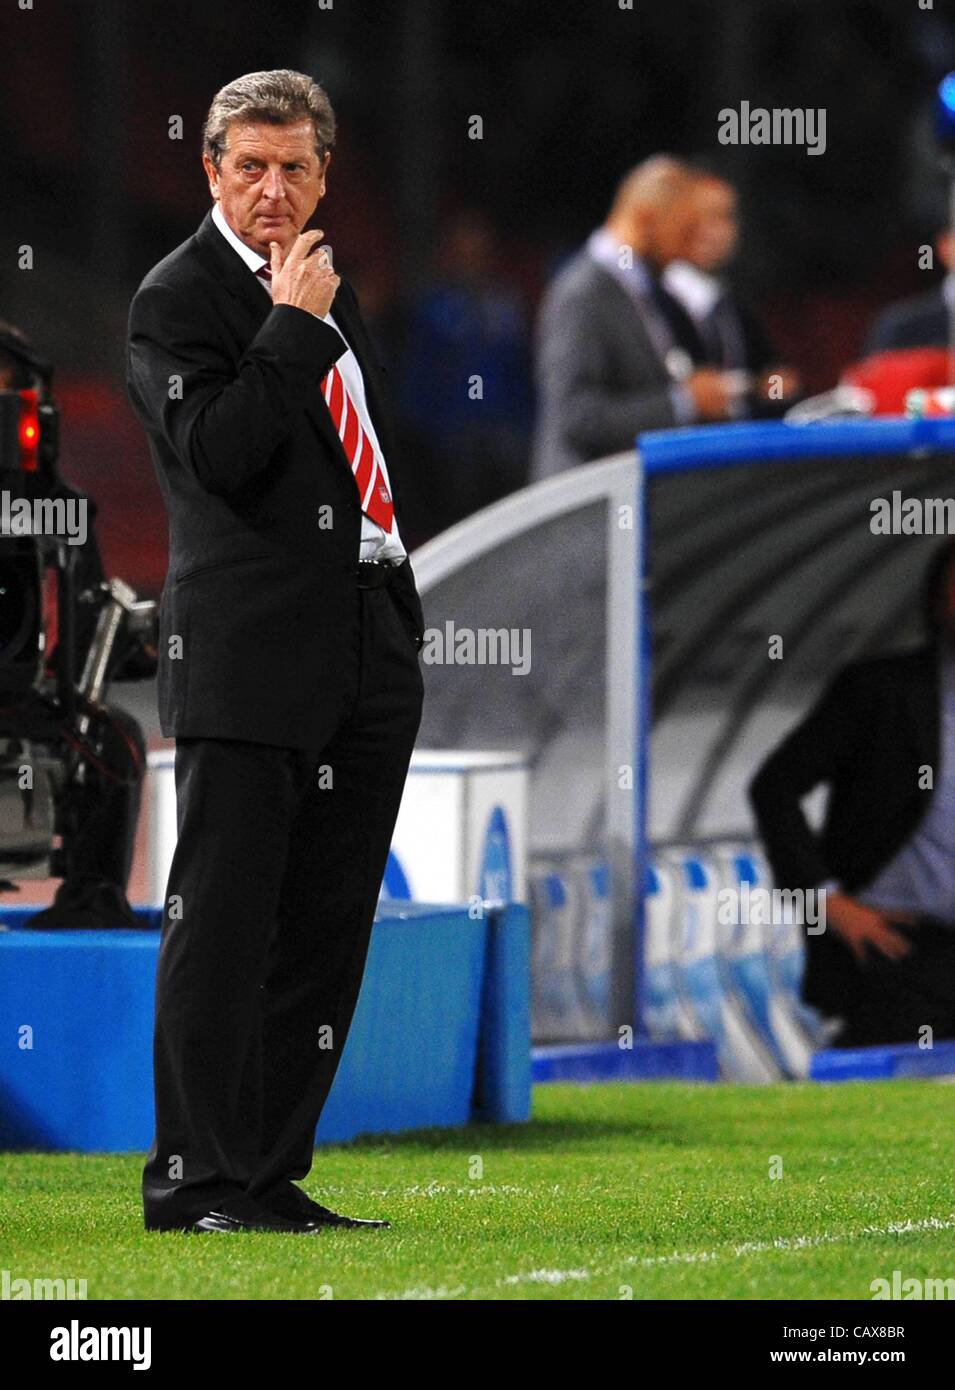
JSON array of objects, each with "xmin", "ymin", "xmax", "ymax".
[
  {"xmin": 684, "ymin": 178, "xmax": 738, "ymax": 273},
  {"xmin": 642, "ymin": 188, "xmax": 700, "ymax": 270},
  {"xmin": 202, "ymin": 119, "xmax": 329, "ymax": 257},
  {"xmin": 444, "ymin": 215, "xmax": 496, "ymax": 279}
]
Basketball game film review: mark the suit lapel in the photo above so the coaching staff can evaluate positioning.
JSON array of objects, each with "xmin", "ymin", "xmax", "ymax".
[
  {"xmin": 194, "ymin": 209, "xmax": 274, "ymax": 333},
  {"xmin": 302, "ymin": 278, "xmax": 408, "ymax": 518},
  {"xmin": 302, "ymin": 282, "xmax": 395, "ymax": 464},
  {"xmin": 192, "ymin": 210, "xmax": 402, "ymax": 511},
  {"xmin": 593, "ymin": 261, "xmax": 671, "ymax": 380},
  {"xmin": 329, "ymin": 290, "xmax": 389, "ymax": 431}
]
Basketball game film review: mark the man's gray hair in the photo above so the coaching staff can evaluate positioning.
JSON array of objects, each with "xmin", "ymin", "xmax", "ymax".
[{"xmin": 203, "ymin": 69, "xmax": 336, "ymax": 170}]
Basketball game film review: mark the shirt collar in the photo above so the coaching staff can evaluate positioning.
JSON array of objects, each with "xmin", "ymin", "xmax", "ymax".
[
  {"xmin": 662, "ymin": 260, "xmax": 724, "ymax": 321},
  {"xmin": 211, "ymin": 201, "xmax": 268, "ymax": 274},
  {"xmin": 210, "ymin": 201, "xmax": 345, "ymax": 337}
]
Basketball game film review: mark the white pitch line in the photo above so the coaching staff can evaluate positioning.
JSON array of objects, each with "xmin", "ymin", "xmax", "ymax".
[
  {"xmin": 365, "ymin": 1183, "xmax": 555, "ymax": 1198},
  {"xmin": 502, "ymin": 1268, "xmax": 591, "ymax": 1285},
  {"xmin": 374, "ymin": 1212, "xmax": 955, "ymax": 1300},
  {"xmin": 374, "ymin": 1284, "xmax": 468, "ymax": 1301},
  {"xmin": 624, "ymin": 1213, "xmax": 955, "ymax": 1272},
  {"xmin": 497, "ymin": 1212, "xmax": 955, "ymax": 1290}
]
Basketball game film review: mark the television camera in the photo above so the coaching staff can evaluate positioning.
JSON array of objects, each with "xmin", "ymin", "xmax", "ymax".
[{"xmin": 0, "ymin": 326, "xmax": 157, "ymax": 898}]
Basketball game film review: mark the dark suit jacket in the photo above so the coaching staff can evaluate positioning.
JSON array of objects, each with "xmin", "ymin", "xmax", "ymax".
[
  {"xmin": 701, "ymin": 293, "xmax": 792, "ymax": 420},
  {"xmin": 126, "ymin": 209, "xmax": 425, "ymax": 749},
  {"xmin": 712, "ymin": 294, "xmax": 777, "ymax": 376},
  {"xmin": 530, "ymin": 250, "xmax": 682, "ymax": 481},
  {"xmin": 748, "ymin": 643, "xmax": 940, "ymax": 1011},
  {"xmin": 863, "ymin": 287, "xmax": 950, "ymax": 356}
]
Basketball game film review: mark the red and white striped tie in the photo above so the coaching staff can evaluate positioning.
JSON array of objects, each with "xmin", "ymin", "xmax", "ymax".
[{"xmin": 256, "ymin": 263, "xmax": 395, "ymax": 533}]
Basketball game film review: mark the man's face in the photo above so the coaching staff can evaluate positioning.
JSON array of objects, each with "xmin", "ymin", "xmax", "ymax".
[
  {"xmin": 642, "ymin": 186, "xmax": 699, "ymax": 270},
  {"xmin": 202, "ymin": 118, "xmax": 329, "ymax": 258},
  {"xmin": 684, "ymin": 178, "xmax": 738, "ymax": 274}
]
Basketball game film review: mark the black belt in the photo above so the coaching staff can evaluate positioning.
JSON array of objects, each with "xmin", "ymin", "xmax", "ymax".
[{"xmin": 356, "ymin": 558, "xmax": 403, "ymax": 588}]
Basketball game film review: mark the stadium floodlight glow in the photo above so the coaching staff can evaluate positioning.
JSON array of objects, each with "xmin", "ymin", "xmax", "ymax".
[{"xmin": 935, "ymin": 73, "xmax": 955, "ymax": 151}]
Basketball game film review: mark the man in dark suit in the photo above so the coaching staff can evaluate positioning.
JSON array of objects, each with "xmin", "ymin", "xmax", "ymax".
[
  {"xmin": 863, "ymin": 223, "xmax": 953, "ymax": 355},
  {"xmin": 531, "ymin": 156, "xmax": 738, "ymax": 482},
  {"xmin": 126, "ymin": 70, "xmax": 425, "ymax": 1234},
  {"xmin": 749, "ymin": 540, "xmax": 955, "ymax": 1048},
  {"xmin": 662, "ymin": 169, "xmax": 801, "ymax": 417}
]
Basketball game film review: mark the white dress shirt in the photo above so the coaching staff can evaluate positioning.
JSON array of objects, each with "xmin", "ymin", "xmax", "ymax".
[{"xmin": 211, "ymin": 201, "xmax": 406, "ymax": 562}]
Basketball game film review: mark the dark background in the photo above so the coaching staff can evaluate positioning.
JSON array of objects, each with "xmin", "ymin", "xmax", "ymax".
[{"xmin": 1, "ymin": 0, "xmax": 953, "ymax": 587}]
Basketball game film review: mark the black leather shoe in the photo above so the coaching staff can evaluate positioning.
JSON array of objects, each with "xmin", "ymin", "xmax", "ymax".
[
  {"xmin": 167, "ymin": 1193, "xmax": 323, "ymax": 1234},
  {"xmin": 263, "ymin": 1179, "xmax": 391, "ymax": 1229}
]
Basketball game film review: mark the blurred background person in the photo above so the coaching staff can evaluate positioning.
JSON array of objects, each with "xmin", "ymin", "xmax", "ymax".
[
  {"xmin": 396, "ymin": 208, "xmax": 533, "ymax": 536},
  {"xmin": 841, "ymin": 214, "xmax": 955, "ymax": 413},
  {"xmin": 863, "ymin": 216, "xmax": 955, "ymax": 355},
  {"xmin": 749, "ymin": 539, "xmax": 955, "ymax": 1049},
  {"xmin": 663, "ymin": 166, "xmax": 802, "ymax": 417},
  {"xmin": 530, "ymin": 156, "xmax": 740, "ymax": 482}
]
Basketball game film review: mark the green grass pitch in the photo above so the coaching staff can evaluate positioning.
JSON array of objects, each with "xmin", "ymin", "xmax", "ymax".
[{"xmin": 1, "ymin": 1080, "xmax": 953, "ymax": 1300}]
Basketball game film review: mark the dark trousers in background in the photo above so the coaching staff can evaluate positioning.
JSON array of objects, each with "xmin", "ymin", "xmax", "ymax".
[
  {"xmin": 68, "ymin": 704, "xmax": 145, "ymax": 890},
  {"xmin": 142, "ymin": 580, "xmax": 424, "ymax": 1228},
  {"xmin": 831, "ymin": 918, "xmax": 955, "ymax": 1048},
  {"xmin": 27, "ymin": 704, "xmax": 146, "ymax": 931}
]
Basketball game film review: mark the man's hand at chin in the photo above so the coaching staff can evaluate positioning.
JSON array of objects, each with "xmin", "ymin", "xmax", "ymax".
[{"xmin": 269, "ymin": 230, "xmax": 340, "ymax": 319}]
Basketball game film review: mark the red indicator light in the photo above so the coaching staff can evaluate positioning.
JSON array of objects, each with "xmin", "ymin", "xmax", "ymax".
[{"xmin": 18, "ymin": 389, "xmax": 39, "ymax": 470}]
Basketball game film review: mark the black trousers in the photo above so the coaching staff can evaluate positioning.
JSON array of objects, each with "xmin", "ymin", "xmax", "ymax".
[
  {"xmin": 830, "ymin": 918, "xmax": 955, "ymax": 1048},
  {"xmin": 142, "ymin": 578, "xmax": 424, "ymax": 1227}
]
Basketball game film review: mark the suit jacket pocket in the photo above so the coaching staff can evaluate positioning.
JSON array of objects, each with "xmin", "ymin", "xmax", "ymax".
[
  {"xmin": 388, "ymin": 588, "xmax": 424, "ymax": 650},
  {"xmin": 390, "ymin": 594, "xmax": 424, "ymax": 651},
  {"xmin": 387, "ymin": 559, "xmax": 425, "ymax": 645}
]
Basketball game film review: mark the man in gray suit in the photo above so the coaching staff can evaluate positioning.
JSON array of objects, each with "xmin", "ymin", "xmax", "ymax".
[{"xmin": 531, "ymin": 157, "xmax": 738, "ymax": 481}]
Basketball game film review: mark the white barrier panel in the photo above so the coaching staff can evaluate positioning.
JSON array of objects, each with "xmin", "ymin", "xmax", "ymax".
[
  {"xmin": 711, "ymin": 845, "xmax": 815, "ymax": 1079},
  {"xmin": 661, "ymin": 849, "xmax": 780, "ymax": 1084},
  {"xmin": 641, "ymin": 844, "xmax": 833, "ymax": 1079},
  {"xmin": 388, "ymin": 751, "xmax": 528, "ymax": 904},
  {"xmin": 643, "ymin": 860, "xmax": 700, "ymax": 1044},
  {"xmin": 529, "ymin": 869, "xmax": 587, "ymax": 1041},
  {"xmin": 528, "ymin": 853, "xmax": 617, "ymax": 1042},
  {"xmin": 146, "ymin": 748, "xmax": 528, "ymax": 910}
]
